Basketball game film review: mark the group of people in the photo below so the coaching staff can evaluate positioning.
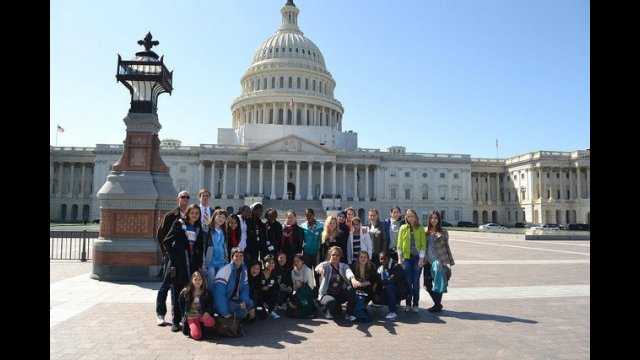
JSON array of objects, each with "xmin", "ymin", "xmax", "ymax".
[{"xmin": 155, "ymin": 189, "xmax": 455, "ymax": 340}]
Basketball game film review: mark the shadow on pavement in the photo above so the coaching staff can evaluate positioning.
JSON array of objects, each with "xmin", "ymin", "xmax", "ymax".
[{"xmin": 437, "ymin": 309, "xmax": 538, "ymax": 324}]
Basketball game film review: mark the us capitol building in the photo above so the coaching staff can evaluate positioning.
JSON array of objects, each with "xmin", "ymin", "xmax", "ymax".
[{"xmin": 49, "ymin": 0, "xmax": 590, "ymax": 227}]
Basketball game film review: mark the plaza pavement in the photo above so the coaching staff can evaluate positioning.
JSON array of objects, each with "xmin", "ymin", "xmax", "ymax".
[{"xmin": 50, "ymin": 231, "xmax": 590, "ymax": 359}]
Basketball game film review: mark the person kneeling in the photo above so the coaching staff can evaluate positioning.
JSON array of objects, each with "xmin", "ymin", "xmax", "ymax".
[
  {"xmin": 214, "ymin": 247, "xmax": 254, "ymax": 322},
  {"xmin": 315, "ymin": 246, "xmax": 359, "ymax": 321},
  {"xmin": 179, "ymin": 271, "xmax": 216, "ymax": 340}
]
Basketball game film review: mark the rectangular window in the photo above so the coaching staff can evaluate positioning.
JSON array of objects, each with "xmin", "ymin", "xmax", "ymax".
[
  {"xmin": 405, "ymin": 188, "xmax": 411, "ymax": 200},
  {"xmin": 423, "ymin": 173, "xmax": 427, "ymax": 178},
  {"xmin": 439, "ymin": 188, "xmax": 446, "ymax": 200},
  {"xmin": 440, "ymin": 173, "xmax": 445, "ymax": 179},
  {"xmin": 180, "ymin": 166, "xmax": 187, "ymax": 173},
  {"xmin": 440, "ymin": 210, "xmax": 446, "ymax": 221},
  {"xmin": 452, "ymin": 188, "xmax": 460, "ymax": 200},
  {"xmin": 454, "ymin": 209, "xmax": 461, "ymax": 221},
  {"xmin": 405, "ymin": 172, "xmax": 411, "ymax": 177},
  {"xmin": 390, "ymin": 171, "xmax": 396, "ymax": 177},
  {"xmin": 454, "ymin": 173, "xmax": 459, "ymax": 179},
  {"xmin": 390, "ymin": 188, "xmax": 397, "ymax": 200},
  {"xmin": 508, "ymin": 211, "xmax": 511, "ymax": 221},
  {"xmin": 422, "ymin": 188, "xmax": 428, "ymax": 200}
]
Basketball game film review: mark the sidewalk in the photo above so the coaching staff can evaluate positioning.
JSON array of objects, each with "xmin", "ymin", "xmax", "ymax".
[{"xmin": 51, "ymin": 233, "xmax": 590, "ymax": 359}]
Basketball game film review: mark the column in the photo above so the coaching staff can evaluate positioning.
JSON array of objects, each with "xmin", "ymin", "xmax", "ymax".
[
  {"xmin": 332, "ymin": 162, "xmax": 337, "ymax": 196},
  {"xmin": 210, "ymin": 161, "xmax": 216, "ymax": 197},
  {"xmin": 568, "ymin": 168, "xmax": 574, "ymax": 200},
  {"xmin": 259, "ymin": 161, "xmax": 264, "ymax": 196},
  {"xmin": 478, "ymin": 172, "xmax": 483, "ymax": 202},
  {"xmin": 246, "ymin": 160, "xmax": 252, "ymax": 196},
  {"xmin": 283, "ymin": 161, "xmax": 289, "ymax": 199},
  {"xmin": 526, "ymin": 169, "xmax": 534, "ymax": 202},
  {"xmin": 198, "ymin": 162, "xmax": 204, "ymax": 191},
  {"xmin": 307, "ymin": 162, "xmax": 313, "ymax": 200},
  {"xmin": 319, "ymin": 162, "xmax": 325, "ymax": 198},
  {"xmin": 68, "ymin": 163, "xmax": 75, "ymax": 195},
  {"xmin": 365, "ymin": 165, "xmax": 370, "ymax": 201},
  {"xmin": 559, "ymin": 168, "xmax": 564, "ymax": 201},
  {"xmin": 221, "ymin": 161, "xmax": 228, "ymax": 199},
  {"xmin": 378, "ymin": 166, "xmax": 385, "ymax": 201},
  {"xmin": 50, "ymin": 161, "xmax": 54, "ymax": 195},
  {"xmin": 233, "ymin": 162, "xmax": 240, "ymax": 199},
  {"xmin": 496, "ymin": 172, "xmax": 501, "ymax": 204},
  {"xmin": 295, "ymin": 161, "xmax": 301, "ymax": 200},
  {"xmin": 586, "ymin": 167, "xmax": 590, "ymax": 199},
  {"xmin": 80, "ymin": 163, "xmax": 86, "ymax": 196},
  {"xmin": 576, "ymin": 166, "xmax": 582, "ymax": 200},
  {"xmin": 342, "ymin": 164, "xmax": 346, "ymax": 199},
  {"xmin": 487, "ymin": 173, "xmax": 493, "ymax": 204},
  {"xmin": 537, "ymin": 168, "xmax": 543, "ymax": 200},
  {"xmin": 270, "ymin": 161, "xmax": 276, "ymax": 199},
  {"xmin": 353, "ymin": 164, "xmax": 358, "ymax": 201},
  {"xmin": 548, "ymin": 169, "xmax": 555, "ymax": 200}
]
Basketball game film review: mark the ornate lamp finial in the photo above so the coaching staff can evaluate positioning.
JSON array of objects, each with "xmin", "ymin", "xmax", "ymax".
[{"xmin": 137, "ymin": 32, "xmax": 159, "ymax": 52}]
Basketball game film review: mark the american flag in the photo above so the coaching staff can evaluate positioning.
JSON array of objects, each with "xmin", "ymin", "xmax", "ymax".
[
  {"xmin": 288, "ymin": 98, "xmax": 294, "ymax": 111},
  {"xmin": 57, "ymin": 125, "xmax": 65, "ymax": 134}
]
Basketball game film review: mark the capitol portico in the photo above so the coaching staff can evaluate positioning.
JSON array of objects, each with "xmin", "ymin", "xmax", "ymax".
[{"xmin": 49, "ymin": 1, "xmax": 590, "ymax": 227}]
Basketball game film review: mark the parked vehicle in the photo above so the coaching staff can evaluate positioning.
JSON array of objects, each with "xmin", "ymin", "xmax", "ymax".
[
  {"xmin": 530, "ymin": 224, "xmax": 560, "ymax": 231},
  {"xmin": 479, "ymin": 223, "xmax": 506, "ymax": 230},
  {"xmin": 567, "ymin": 223, "xmax": 590, "ymax": 231},
  {"xmin": 457, "ymin": 221, "xmax": 477, "ymax": 228},
  {"xmin": 442, "ymin": 220, "xmax": 453, "ymax": 227}
]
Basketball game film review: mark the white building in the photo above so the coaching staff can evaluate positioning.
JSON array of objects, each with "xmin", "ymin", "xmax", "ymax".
[{"xmin": 49, "ymin": 1, "xmax": 590, "ymax": 227}]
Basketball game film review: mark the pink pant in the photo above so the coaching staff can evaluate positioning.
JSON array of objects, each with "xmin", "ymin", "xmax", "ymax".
[{"xmin": 187, "ymin": 314, "xmax": 215, "ymax": 340}]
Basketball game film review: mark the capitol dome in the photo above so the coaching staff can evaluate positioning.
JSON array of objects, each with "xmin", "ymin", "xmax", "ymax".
[
  {"xmin": 251, "ymin": 25, "xmax": 326, "ymax": 68},
  {"xmin": 227, "ymin": 0, "xmax": 347, "ymax": 149}
]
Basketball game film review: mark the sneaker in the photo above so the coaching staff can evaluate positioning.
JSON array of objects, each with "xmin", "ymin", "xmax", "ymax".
[
  {"xmin": 385, "ymin": 312, "xmax": 398, "ymax": 320},
  {"xmin": 428, "ymin": 304, "xmax": 443, "ymax": 313},
  {"xmin": 269, "ymin": 310, "xmax": 281, "ymax": 319},
  {"xmin": 156, "ymin": 314, "xmax": 165, "ymax": 326},
  {"xmin": 170, "ymin": 324, "xmax": 180, "ymax": 332},
  {"xmin": 403, "ymin": 305, "xmax": 411, "ymax": 312},
  {"xmin": 411, "ymin": 306, "xmax": 419, "ymax": 313},
  {"xmin": 369, "ymin": 301, "xmax": 382, "ymax": 308},
  {"xmin": 324, "ymin": 310, "xmax": 333, "ymax": 319},
  {"xmin": 346, "ymin": 315, "xmax": 357, "ymax": 322},
  {"xmin": 277, "ymin": 303, "xmax": 288, "ymax": 310}
]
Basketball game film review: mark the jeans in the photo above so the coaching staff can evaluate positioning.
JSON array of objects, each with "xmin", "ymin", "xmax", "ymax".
[
  {"xmin": 404, "ymin": 255, "xmax": 421, "ymax": 307},
  {"xmin": 228, "ymin": 298, "xmax": 255, "ymax": 320},
  {"xmin": 155, "ymin": 254, "xmax": 174, "ymax": 318}
]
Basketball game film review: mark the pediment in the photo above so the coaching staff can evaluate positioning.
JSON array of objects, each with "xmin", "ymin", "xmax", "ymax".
[{"xmin": 250, "ymin": 135, "xmax": 333, "ymax": 153}]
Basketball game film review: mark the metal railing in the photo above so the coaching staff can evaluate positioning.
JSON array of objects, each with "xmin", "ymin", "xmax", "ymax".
[{"xmin": 50, "ymin": 230, "xmax": 98, "ymax": 261}]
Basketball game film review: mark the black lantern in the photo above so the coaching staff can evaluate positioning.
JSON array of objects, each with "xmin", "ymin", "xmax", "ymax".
[{"xmin": 116, "ymin": 32, "xmax": 173, "ymax": 113}]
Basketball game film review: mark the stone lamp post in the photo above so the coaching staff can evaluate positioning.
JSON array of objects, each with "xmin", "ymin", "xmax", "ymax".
[{"xmin": 93, "ymin": 33, "xmax": 177, "ymax": 281}]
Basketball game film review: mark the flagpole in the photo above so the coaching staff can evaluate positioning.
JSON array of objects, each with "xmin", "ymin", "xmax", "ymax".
[
  {"xmin": 55, "ymin": 126, "xmax": 59, "ymax": 147},
  {"xmin": 496, "ymin": 137, "xmax": 499, "ymax": 159}
]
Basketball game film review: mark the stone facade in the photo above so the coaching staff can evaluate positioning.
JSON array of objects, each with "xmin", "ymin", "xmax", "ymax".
[{"xmin": 49, "ymin": 2, "xmax": 590, "ymax": 227}]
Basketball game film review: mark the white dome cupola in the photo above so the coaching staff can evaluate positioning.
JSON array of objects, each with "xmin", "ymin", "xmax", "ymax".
[{"xmin": 223, "ymin": 0, "xmax": 355, "ymax": 150}]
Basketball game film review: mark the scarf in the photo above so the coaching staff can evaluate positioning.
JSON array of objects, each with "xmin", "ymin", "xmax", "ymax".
[{"xmin": 282, "ymin": 224, "xmax": 295, "ymax": 247}]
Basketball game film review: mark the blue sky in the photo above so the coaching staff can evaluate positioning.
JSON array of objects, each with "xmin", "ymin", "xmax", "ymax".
[{"xmin": 50, "ymin": 0, "xmax": 589, "ymax": 159}]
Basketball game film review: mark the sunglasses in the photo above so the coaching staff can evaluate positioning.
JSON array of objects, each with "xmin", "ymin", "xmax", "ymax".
[{"xmin": 180, "ymin": 195, "xmax": 190, "ymax": 199}]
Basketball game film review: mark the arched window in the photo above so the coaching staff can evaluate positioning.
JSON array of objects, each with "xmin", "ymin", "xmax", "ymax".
[
  {"xmin": 263, "ymin": 78, "xmax": 267, "ymax": 89},
  {"xmin": 305, "ymin": 78, "xmax": 308, "ymax": 90},
  {"xmin": 279, "ymin": 76, "xmax": 284, "ymax": 88},
  {"xmin": 296, "ymin": 77, "xmax": 301, "ymax": 89},
  {"xmin": 288, "ymin": 77, "xmax": 292, "ymax": 88},
  {"xmin": 312, "ymin": 79, "xmax": 316, "ymax": 91},
  {"xmin": 271, "ymin": 77, "xmax": 275, "ymax": 88}
]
